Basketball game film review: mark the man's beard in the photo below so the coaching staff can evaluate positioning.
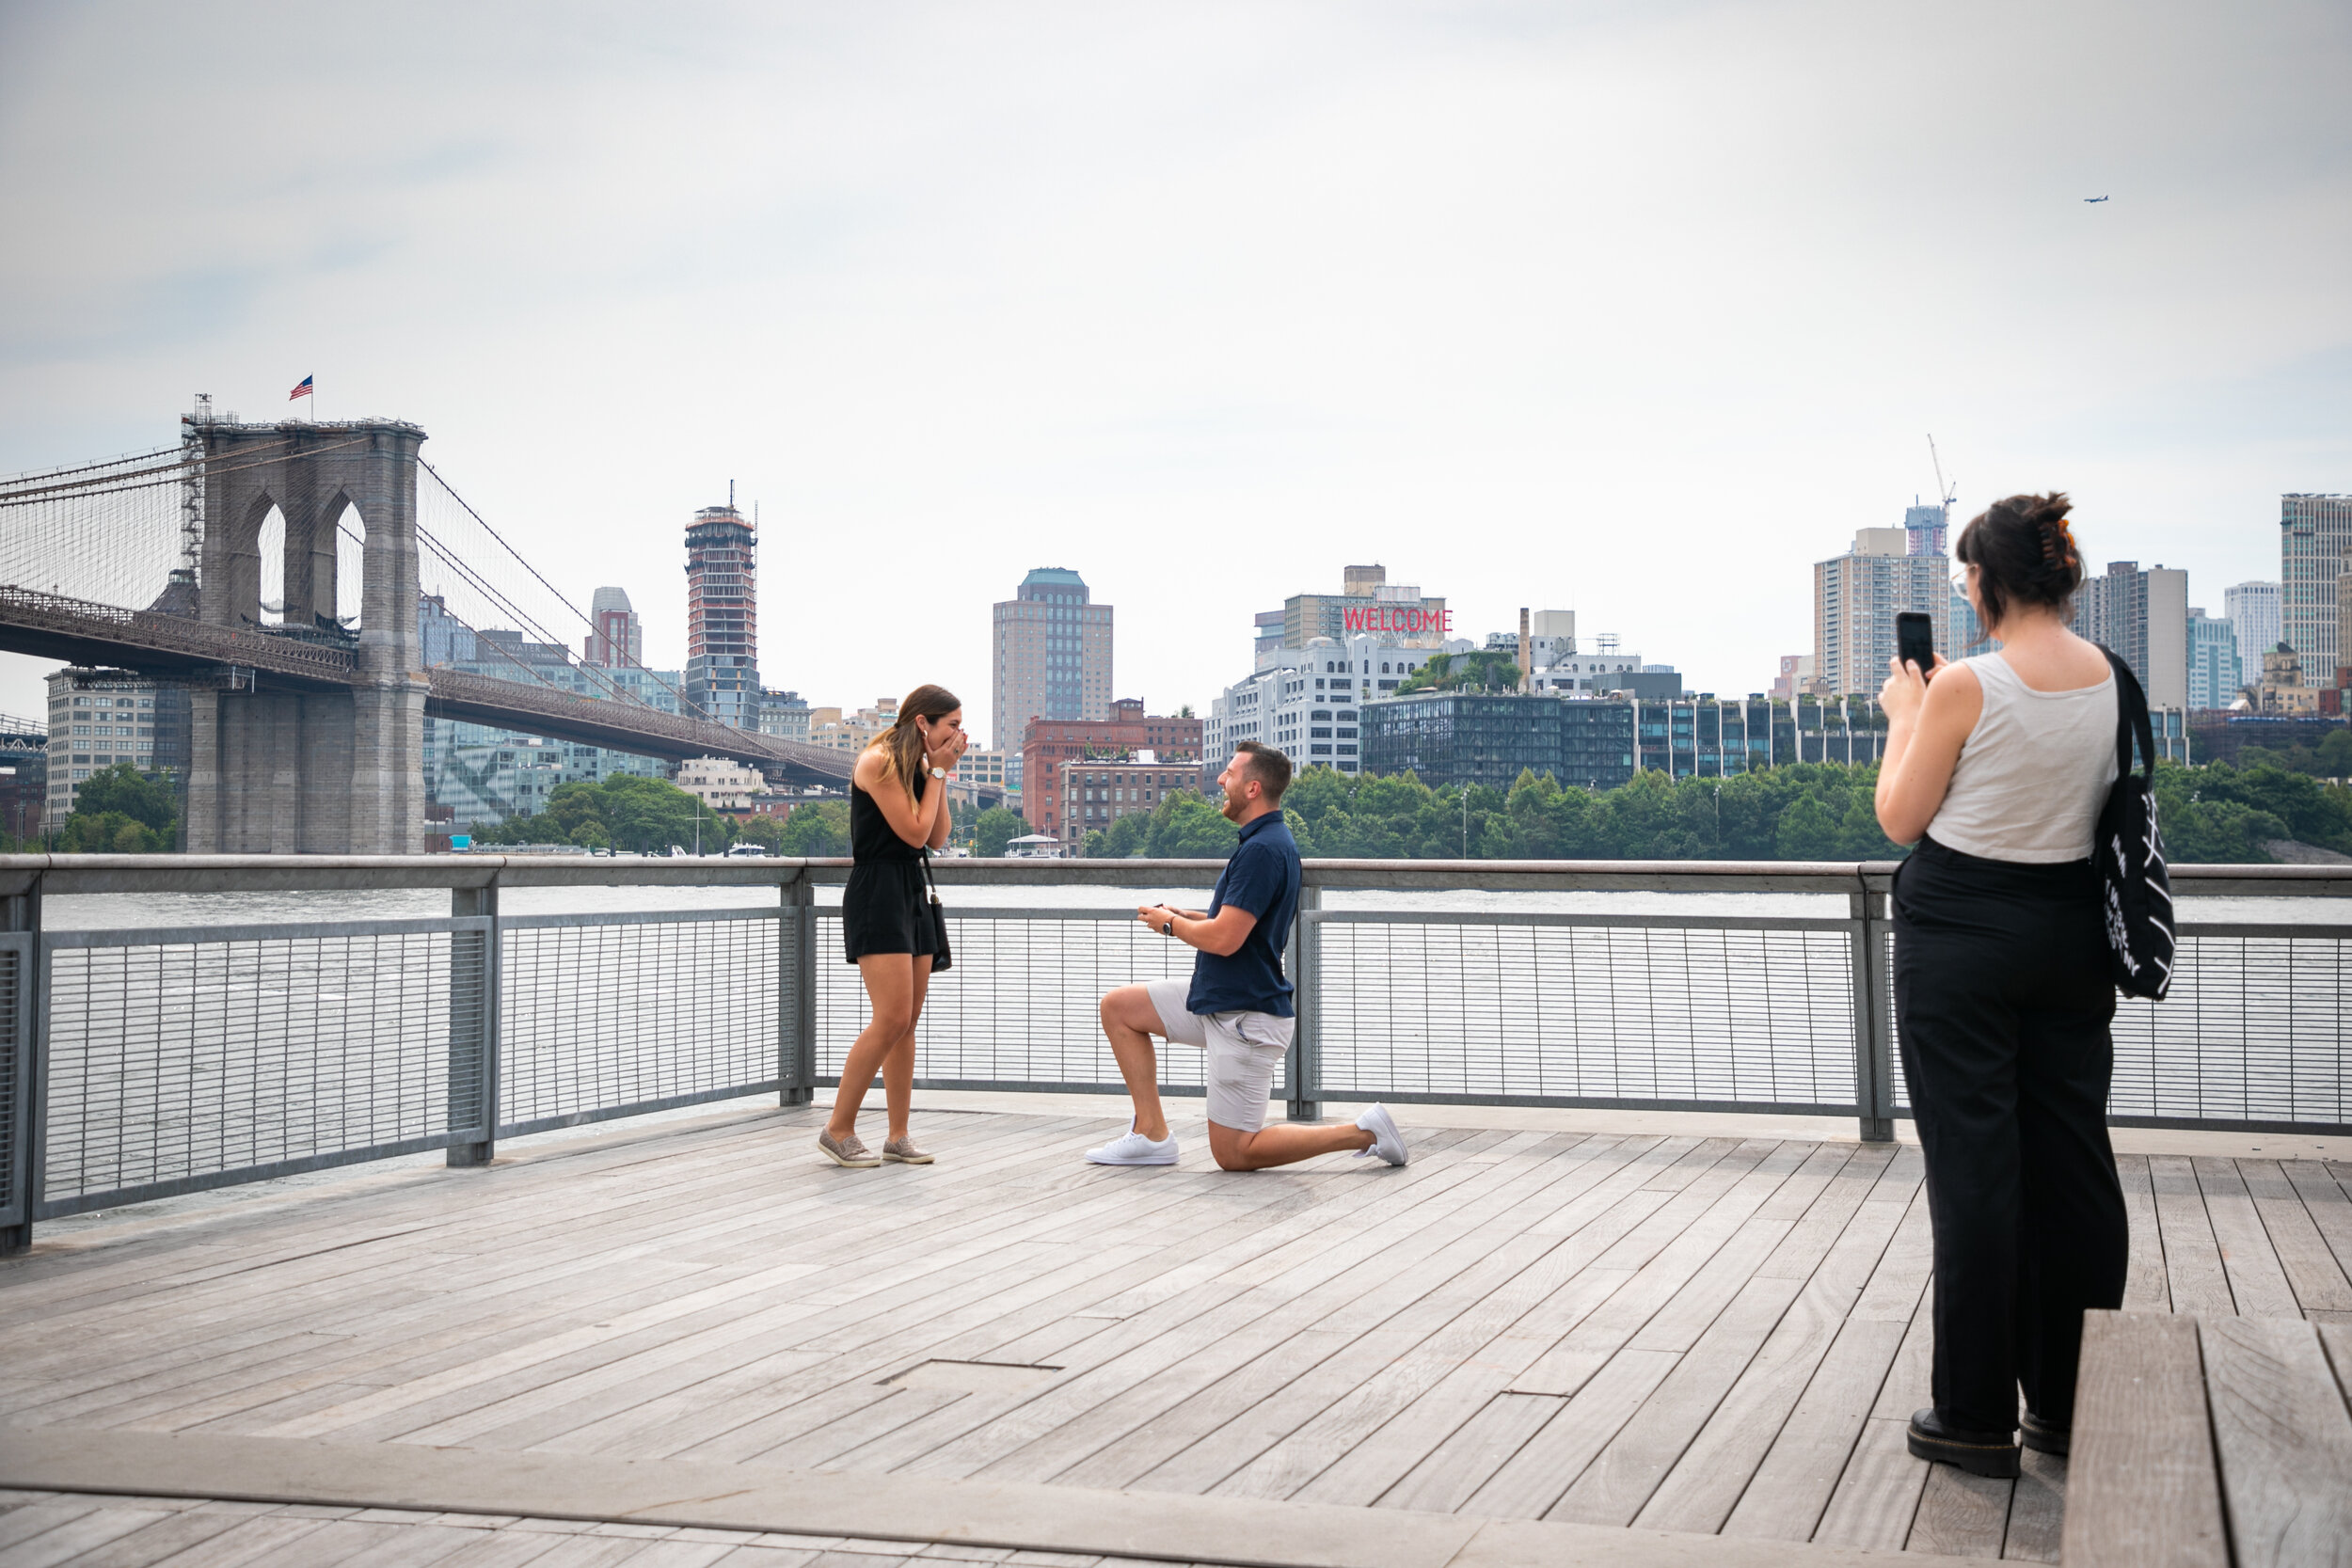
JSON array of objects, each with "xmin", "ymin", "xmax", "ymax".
[{"xmin": 1219, "ymin": 791, "xmax": 1245, "ymax": 823}]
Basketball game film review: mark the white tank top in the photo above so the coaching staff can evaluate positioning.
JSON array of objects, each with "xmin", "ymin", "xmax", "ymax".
[{"xmin": 1926, "ymin": 653, "xmax": 2119, "ymax": 863}]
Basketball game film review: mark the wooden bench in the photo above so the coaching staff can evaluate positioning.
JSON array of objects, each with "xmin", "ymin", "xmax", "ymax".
[{"xmin": 2064, "ymin": 1308, "xmax": 2352, "ymax": 1568}]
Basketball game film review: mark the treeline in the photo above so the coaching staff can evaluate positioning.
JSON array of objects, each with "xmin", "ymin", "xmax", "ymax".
[
  {"xmin": 50, "ymin": 763, "xmax": 179, "ymax": 852},
  {"xmin": 1079, "ymin": 760, "xmax": 2352, "ymax": 863}
]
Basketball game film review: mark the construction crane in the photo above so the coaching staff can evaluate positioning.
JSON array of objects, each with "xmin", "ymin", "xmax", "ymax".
[{"xmin": 1927, "ymin": 434, "xmax": 1957, "ymax": 519}]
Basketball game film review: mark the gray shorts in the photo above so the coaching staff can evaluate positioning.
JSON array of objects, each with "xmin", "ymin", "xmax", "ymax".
[{"xmin": 1142, "ymin": 976, "xmax": 1294, "ymax": 1133}]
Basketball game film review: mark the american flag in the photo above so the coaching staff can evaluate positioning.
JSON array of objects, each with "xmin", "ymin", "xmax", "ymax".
[{"xmin": 289, "ymin": 375, "xmax": 313, "ymax": 401}]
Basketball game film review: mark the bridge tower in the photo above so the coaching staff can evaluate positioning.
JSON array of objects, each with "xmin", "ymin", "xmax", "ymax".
[{"xmin": 185, "ymin": 420, "xmax": 430, "ymax": 854}]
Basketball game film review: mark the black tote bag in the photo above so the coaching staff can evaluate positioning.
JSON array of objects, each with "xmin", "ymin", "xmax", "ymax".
[
  {"xmin": 920, "ymin": 848, "xmax": 952, "ymax": 973},
  {"xmin": 2093, "ymin": 647, "xmax": 2174, "ymax": 1000}
]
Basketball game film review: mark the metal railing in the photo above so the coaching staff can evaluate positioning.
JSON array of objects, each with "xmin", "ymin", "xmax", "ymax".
[{"xmin": 2, "ymin": 853, "xmax": 2345, "ymax": 1255}]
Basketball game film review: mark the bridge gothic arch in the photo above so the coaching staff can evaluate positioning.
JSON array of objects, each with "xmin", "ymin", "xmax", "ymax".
[{"xmin": 186, "ymin": 420, "xmax": 429, "ymax": 854}]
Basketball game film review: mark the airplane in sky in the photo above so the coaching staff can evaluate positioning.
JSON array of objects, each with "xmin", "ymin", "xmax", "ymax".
[{"xmin": 2084, "ymin": 195, "xmax": 2110, "ymax": 202}]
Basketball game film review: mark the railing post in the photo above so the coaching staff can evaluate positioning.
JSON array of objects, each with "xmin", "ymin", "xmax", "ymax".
[
  {"xmin": 447, "ymin": 877, "xmax": 500, "ymax": 1166},
  {"xmin": 1288, "ymin": 886, "xmax": 1323, "ymax": 1123},
  {"xmin": 781, "ymin": 876, "xmax": 816, "ymax": 1107},
  {"xmin": 1, "ymin": 871, "xmax": 40, "ymax": 1257},
  {"xmin": 1851, "ymin": 880, "xmax": 1896, "ymax": 1143}
]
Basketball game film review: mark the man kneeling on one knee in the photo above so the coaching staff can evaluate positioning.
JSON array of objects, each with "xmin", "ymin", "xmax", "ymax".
[{"xmin": 1089, "ymin": 740, "xmax": 1407, "ymax": 1172}]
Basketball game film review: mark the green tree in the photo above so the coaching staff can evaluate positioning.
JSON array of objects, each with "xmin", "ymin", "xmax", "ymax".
[
  {"xmin": 971, "ymin": 806, "xmax": 1028, "ymax": 858},
  {"xmin": 1146, "ymin": 791, "xmax": 1239, "ymax": 858},
  {"xmin": 776, "ymin": 800, "xmax": 852, "ymax": 857},
  {"xmin": 59, "ymin": 810, "xmax": 168, "ymax": 853},
  {"xmin": 71, "ymin": 764, "xmax": 176, "ymax": 834}
]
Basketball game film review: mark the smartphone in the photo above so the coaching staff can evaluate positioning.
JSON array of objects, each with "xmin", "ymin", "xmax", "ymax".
[{"xmin": 1895, "ymin": 611, "xmax": 1937, "ymax": 676}]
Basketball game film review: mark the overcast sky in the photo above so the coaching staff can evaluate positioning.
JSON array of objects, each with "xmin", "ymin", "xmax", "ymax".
[{"xmin": 3, "ymin": 0, "xmax": 2346, "ymax": 743}]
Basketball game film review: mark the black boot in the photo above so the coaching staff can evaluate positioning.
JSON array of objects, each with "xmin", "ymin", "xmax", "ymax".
[
  {"xmin": 2021, "ymin": 1409, "xmax": 2069, "ymax": 1456},
  {"xmin": 1907, "ymin": 1407, "xmax": 2021, "ymax": 1478}
]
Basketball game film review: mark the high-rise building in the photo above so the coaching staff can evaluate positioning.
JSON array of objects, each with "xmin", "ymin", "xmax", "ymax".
[
  {"xmin": 1813, "ymin": 526, "xmax": 1950, "ymax": 695},
  {"xmin": 2224, "ymin": 580, "xmax": 2282, "ymax": 674},
  {"xmin": 756, "ymin": 689, "xmax": 811, "ymax": 744},
  {"xmin": 684, "ymin": 504, "xmax": 758, "ymax": 729},
  {"xmin": 1904, "ymin": 501, "xmax": 1950, "ymax": 558},
  {"xmin": 2281, "ymin": 495, "xmax": 2352, "ymax": 675},
  {"xmin": 2074, "ymin": 561, "xmax": 2188, "ymax": 710},
  {"xmin": 2339, "ymin": 544, "xmax": 2352, "ymax": 685},
  {"xmin": 1949, "ymin": 581, "xmax": 2000, "ymax": 657},
  {"xmin": 991, "ymin": 568, "xmax": 1114, "ymax": 749},
  {"xmin": 2185, "ymin": 609, "xmax": 2243, "ymax": 711},
  {"xmin": 584, "ymin": 586, "xmax": 644, "ymax": 668}
]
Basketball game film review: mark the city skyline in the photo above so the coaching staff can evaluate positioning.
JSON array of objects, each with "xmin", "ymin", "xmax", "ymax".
[{"xmin": 2, "ymin": 4, "xmax": 2344, "ymax": 740}]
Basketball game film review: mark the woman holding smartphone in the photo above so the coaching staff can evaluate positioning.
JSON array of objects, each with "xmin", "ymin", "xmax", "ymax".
[
  {"xmin": 1873, "ymin": 493, "xmax": 2125, "ymax": 1480},
  {"xmin": 818, "ymin": 684, "xmax": 966, "ymax": 1169}
]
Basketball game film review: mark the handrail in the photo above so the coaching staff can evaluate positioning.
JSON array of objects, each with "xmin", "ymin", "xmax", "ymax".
[{"xmin": 0, "ymin": 853, "xmax": 2344, "ymax": 897}]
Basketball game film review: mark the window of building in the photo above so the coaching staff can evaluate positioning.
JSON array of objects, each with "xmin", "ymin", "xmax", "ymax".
[
  {"xmin": 1338, "ymin": 744, "xmax": 1358, "ymax": 755},
  {"xmin": 1310, "ymin": 745, "xmax": 1331, "ymax": 755},
  {"xmin": 1311, "ymin": 710, "xmax": 1332, "ymax": 721}
]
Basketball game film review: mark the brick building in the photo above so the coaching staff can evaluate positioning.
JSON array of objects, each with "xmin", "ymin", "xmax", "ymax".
[
  {"xmin": 1023, "ymin": 698, "xmax": 1203, "ymax": 847},
  {"xmin": 1057, "ymin": 757, "xmax": 1210, "ymax": 851}
]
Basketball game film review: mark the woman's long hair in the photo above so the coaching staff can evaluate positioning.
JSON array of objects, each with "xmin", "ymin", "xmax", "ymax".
[{"xmin": 876, "ymin": 684, "xmax": 962, "ymax": 799}]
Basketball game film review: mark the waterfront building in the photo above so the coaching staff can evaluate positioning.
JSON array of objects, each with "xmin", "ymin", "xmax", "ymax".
[
  {"xmin": 2257, "ymin": 644, "xmax": 2322, "ymax": 715},
  {"xmin": 2186, "ymin": 609, "xmax": 2243, "ymax": 710},
  {"xmin": 675, "ymin": 756, "xmax": 764, "ymax": 810},
  {"xmin": 1060, "ymin": 755, "xmax": 1204, "ymax": 849},
  {"xmin": 684, "ymin": 503, "xmax": 759, "ymax": 729},
  {"xmin": 993, "ymin": 568, "xmax": 1113, "ymax": 749},
  {"xmin": 2073, "ymin": 561, "xmax": 2189, "ymax": 710},
  {"xmin": 2225, "ymin": 580, "xmax": 2282, "ymax": 675},
  {"xmin": 2281, "ymin": 495, "xmax": 2352, "ymax": 676},
  {"xmin": 756, "ymin": 689, "xmax": 811, "ymax": 744},
  {"xmin": 1814, "ymin": 525, "xmax": 1951, "ymax": 695},
  {"xmin": 45, "ymin": 668, "xmax": 188, "ymax": 819},
  {"xmin": 582, "ymin": 586, "xmax": 644, "ymax": 668},
  {"xmin": 1022, "ymin": 699, "xmax": 1203, "ymax": 847},
  {"xmin": 1204, "ymin": 634, "xmax": 1469, "ymax": 780}
]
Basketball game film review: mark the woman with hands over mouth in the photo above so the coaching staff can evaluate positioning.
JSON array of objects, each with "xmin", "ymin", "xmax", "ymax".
[
  {"xmin": 1872, "ymin": 492, "xmax": 2127, "ymax": 1481},
  {"xmin": 818, "ymin": 685, "xmax": 967, "ymax": 1171}
]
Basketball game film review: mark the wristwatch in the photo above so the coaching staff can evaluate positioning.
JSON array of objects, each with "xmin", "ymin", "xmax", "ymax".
[
  {"xmin": 1161, "ymin": 917, "xmax": 1175, "ymax": 937},
  {"xmin": 929, "ymin": 765, "xmax": 947, "ymax": 779}
]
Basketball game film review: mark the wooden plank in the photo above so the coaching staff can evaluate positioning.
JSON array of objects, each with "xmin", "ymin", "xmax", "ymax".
[
  {"xmin": 1717, "ymin": 1316, "xmax": 1907, "ymax": 1542},
  {"xmin": 2002, "ymin": 1447, "xmax": 2065, "ymax": 1563},
  {"xmin": 1904, "ymin": 1463, "xmax": 2011, "ymax": 1559},
  {"xmin": 1455, "ymin": 1347, "xmax": 1682, "ymax": 1519},
  {"xmin": 2193, "ymin": 1158, "xmax": 2304, "ymax": 1320},
  {"xmin": 31, "ymin": 1507, "xmax": 248, "ymax": 1568},
  {"xmin": 2149, "ymin": 1154, "xmax": 2236, "ymax": 1317},
  {"xmin": 2199, "ymin": 1314, "xmax": 2352, "ymax": 1568},
  {"xmin": 2061, "ymin": 1309, "xmax": 2227, "ymax": 1568},
  {"xmin": 2284, "ymin": 1162, "xmax": 2352, "ymax": 1297},
  {"xmin": 2238, "ymin": 1160, "xmax": 2352, "ymax": 1314},
  {"xmin": 1374, "ymin": 1392, "xmax": 1568, "ymax": 1515},
  {"xmin": 1043, "ymin": 1138, "xmax": 1671, "ymax": 1495},
  {"xmin": 1808, "ymin": 1415, "xmax": 1926, "ymax": 1552},
  {"xmin": 1549, "ymin": 1270, "xmax": 1807, "ymax": 1526},
  {"xmin": 2116, "ymin": 1155, "xmax": 2171, "ymax": 1310}
]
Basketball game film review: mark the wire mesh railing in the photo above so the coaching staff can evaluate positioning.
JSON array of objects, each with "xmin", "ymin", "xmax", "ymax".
[{"xmin": 0, "ymin": 854, "xmax": 2345, "ymax": 1254}]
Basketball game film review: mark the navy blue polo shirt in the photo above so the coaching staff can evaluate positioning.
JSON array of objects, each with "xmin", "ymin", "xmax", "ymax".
[{"xmin": 1187, "ymin": 808, "xmax": 1301, "ymax": 1018}]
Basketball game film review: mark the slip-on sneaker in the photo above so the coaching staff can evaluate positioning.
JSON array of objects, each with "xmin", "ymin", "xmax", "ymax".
[
  {"xmin": 817, "ymin": 1129, "xmax": 881, "ymax": 1169},
  {"xmin": 1086, "ymin": 1128, "xmax": 1179, "ymax": 1165},
  {"xmin": 1354, "ymin": 1103, "xmax": 1408, "ymax": 1166},
  {"xmin": 1907, "ymin": 1408, "xmax": 2021, "ymax": 1478}
]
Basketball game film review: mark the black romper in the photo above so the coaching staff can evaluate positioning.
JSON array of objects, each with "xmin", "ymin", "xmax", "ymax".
[{"xmin": 841, "ymin": 770, "xmax": 939, "ymax": 963}]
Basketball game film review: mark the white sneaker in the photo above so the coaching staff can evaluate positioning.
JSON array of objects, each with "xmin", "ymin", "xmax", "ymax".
[
  {"xmin": 1087, "ymin": 1127, "xmax": 1179, "ymax": 1166},
  {"xmin": 1354, "ymin": 1104, "xmax": 1407, "ymax": 1166}
]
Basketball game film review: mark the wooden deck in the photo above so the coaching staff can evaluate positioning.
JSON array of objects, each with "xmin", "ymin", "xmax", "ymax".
[{"xmin": 4, "ymin": 1104, "xmax": 2350, "ymax": 1566}]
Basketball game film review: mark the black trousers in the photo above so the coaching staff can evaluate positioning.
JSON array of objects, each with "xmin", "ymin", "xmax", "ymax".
[{"xmin": 1892, "ymin": 835, "xmax": 2128, "ymax": 1433}]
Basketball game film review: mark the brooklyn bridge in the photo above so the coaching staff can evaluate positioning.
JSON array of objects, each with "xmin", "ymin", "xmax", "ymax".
[{"xmin": 0, "ymin": 409, "xmax": 852, "ymax": 852}]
